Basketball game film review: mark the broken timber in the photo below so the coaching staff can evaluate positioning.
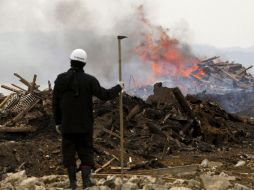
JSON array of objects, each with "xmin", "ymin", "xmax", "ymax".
[
  {"xmin": 1, "ymin": 85, "xmax": 21, "ymax": 94},
  {"xmin": 127, "ymin": 164, "xmax": 199, "ymax": 177},
  {"xmin": 94, "ymin": 157, "xmax": 116, "ymax": 173},
  {"xmin": 173, "ymin": 87, "xmax": 201, "ymax": 136},
  {"xmin": 0, "ymin": 125, "xmax": 37, "ymax": 133},
  {"xmin": 4, "ymin": 98, "xmax": 40, "ymax": 126}
]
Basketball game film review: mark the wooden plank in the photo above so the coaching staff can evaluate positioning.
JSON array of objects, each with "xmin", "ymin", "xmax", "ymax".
[
  {"xmin": 102, "ymin": 127, "xmax": 121, "ymax": 139},
  {"xmin": 13, "ymin": 73, "xmax": 32, "ymax": 89},
  {"xmin": 0, "ymin": 94, "xmax": 12, "ymax": 109},
  {"xmin": 127, "ymin": 105, "xmax": 141, "ymax": 121},
  {"xmin": 92, "ymin": 173, "xmax": 177, "ymax": 180},
  {"xmin": 110, "ymin": 166, "xmax": 130, "ymax": 170},
  {"xmin": 30, "ymin": 74, "xmax": 37, "ymax": 92},
  {"xmin": 127, "ymin": 164, "xmax": 199, "ymax": 177},
  {"xmin": 1, "ymin": 85, "xmax": 20, "ymax": 93},
  {"xmin": 0, "ymin": 126, "xmax": 37, "ymax": 133},
  {"xmin": 200, "ymin": 56, "xmax": 219, "ymax": 63},
  {"xmin": 238, "ymin": 66, "xmax": 253, "ymax": 76},
  {"xmin": 173, "ymin": 87, "xmax": 194, "ymax": 119},
  {"xmin": 103, "ymin": 151, "xmax": 120, "ymax": 161},
  {"xmin": 173, "ymin": 87, "xmax": 201, "ymax": 136},
  {"xmin": 48, "ymin": 80, "xmax": 52, "ymax": 90},
  {"xmin": 11, "ymin": 84, "xmax": 26, "ymax": 91},
  {"xmin": 94, "ymin": 158, "xmax": 115, "ymax": 173},
  {"xmin": 219, "ymin": 69, "xmax": 239, "ymax": 82}
]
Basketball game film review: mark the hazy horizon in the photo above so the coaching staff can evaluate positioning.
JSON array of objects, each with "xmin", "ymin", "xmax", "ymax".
[{"xmin": 0, "ymin": 0, "xmax": 253, "ymax": 94}]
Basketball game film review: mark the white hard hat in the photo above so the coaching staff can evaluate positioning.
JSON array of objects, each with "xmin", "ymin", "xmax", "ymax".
[{"xmin": 70, "ymin": 49, "xmax": 87, "ymax": 63}]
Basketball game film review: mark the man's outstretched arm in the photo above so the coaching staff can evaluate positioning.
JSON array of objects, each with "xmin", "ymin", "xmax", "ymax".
[{"xmin": 91, "ymin": 78, "xmax": 122, "ymax": 101}]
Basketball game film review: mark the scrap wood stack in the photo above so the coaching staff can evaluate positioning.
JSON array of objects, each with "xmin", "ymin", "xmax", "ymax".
[
  {"xmin": 192, "ymin": 55, "xmax": 254, "ymax": 114},
  {"xmin": 93, "ymin": 82, "xmax": 254, "ymax": 171},
  {"xmin": 191, "ymin": 56, "xmax": 254, "ymax": 90},
  {"xmin": 0, "ymin": 73, "xmax": 52, "ymax": 133},
  {"xmin": 128, "ymin": 57, "xmax": 254, "ymax": 104}
]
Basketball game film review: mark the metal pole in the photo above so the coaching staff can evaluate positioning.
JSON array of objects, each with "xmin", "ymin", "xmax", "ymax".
[{"xmin": 117, "ymin": 35, "xmax": 127, "ymax": 179}]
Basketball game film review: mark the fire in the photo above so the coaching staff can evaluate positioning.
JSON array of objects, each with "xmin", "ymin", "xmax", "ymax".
[
  {"xmin": 134, "ymin": 6, "xmax": 204, "ymax": 82},
  {"xmin": 192, "ymin": 67, "xmax": 206, "ymax": 79},
  {"xmin": 135, "ymin": 31, "xmax": 202, "ymax": 78}
]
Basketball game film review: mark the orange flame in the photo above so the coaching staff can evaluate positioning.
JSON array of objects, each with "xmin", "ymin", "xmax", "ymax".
[{"xmin": 134, "ymin": 6, "xmax": 204, "ymax": 83}]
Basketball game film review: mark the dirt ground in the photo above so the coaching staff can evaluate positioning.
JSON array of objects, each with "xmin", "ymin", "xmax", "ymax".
[
  {"xmin": 1, "ymin": 88, "xmax": 254, "ymax": 189},
  {"xmin": 0, "ymin": 123, "xmax": 253, "ymax": 187}
]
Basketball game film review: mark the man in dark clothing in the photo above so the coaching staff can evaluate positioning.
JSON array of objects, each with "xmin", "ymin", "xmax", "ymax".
[{"xmin": 53, "ymin": 49, "xmax": 123, "ymax": 189}]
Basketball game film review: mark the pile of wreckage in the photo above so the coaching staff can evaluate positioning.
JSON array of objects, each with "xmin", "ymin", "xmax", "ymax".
[
  {"xmin": 93, "ymin": 83, "xmax": 254, "ymax": 165},
  {"xmin": 191, "ymin": 56, "xmax": 254, "ymax": 91},
  {"xmin": 0, "ymin": 73, "xmax": 52, "ymax": 133},
  {"xmin": 1, "ymin": 73, "xmax": 254, "ymax": 167},
  {"xmin": 192, "ymin": 57, "xmax": 254, "ymax": 114},
  {"xmin": 129, "ymin": 57, "xmax": 254, "ymax": 114}
]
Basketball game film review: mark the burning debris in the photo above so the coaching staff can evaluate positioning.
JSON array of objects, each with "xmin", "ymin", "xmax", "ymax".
[
  {"xmin": 129, "ymin": 56, "xmax": 254, "ymax": 94},
  {"xmin": 128, "ymin": 56, "xmax": 254, "ymax": 115},
  {"xmin": 190, "ymin": 56, "xmax": 254, "ymax": 92},
  {"xmin": 129, "ymin": 7, "xmax": 254, "ymax": 99}
]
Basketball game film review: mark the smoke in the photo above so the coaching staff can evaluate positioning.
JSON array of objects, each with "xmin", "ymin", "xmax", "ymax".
[
  {"xmin": 0, "ymin": 0, "xmax": 196, "ymax": 94},
  {"xmin": 0, "ymin": 1, "xmax": 130, "ymax": 92}
]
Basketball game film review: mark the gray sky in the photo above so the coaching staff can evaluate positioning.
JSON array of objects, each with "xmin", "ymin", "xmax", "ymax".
[
  {"xmin": 145, "ymin": 0, "xmax": 254, "ymax": 48},
  {"xmin": 1, "ymin": 0, "xmax": 253, "ymax": 47},
  {"xmin": 0, "ymin": 0, "xmax": 253, "ymax": 94}
]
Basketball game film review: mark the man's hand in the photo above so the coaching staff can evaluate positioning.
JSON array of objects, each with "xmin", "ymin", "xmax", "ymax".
[
  {"xmin": 55, "ymin": 125, "xmax": 62, "ymax": 134},
  {"xmin": 118, "ymin": 81, "xmax": 124, "ymax": 88},
  {"xmin": 118, "ymin": 81, "xmax": 125, "ymax": 92}
]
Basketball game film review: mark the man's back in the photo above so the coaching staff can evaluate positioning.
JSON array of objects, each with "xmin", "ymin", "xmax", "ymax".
[{"xmin": 53, "ymin": 67, "xmax": 121, "ymax": 134}]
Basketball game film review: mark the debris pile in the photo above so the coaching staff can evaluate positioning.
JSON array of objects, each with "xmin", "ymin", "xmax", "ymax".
[
  {"xmin": 0, "ymin": 73, "xmax": 52, "ymax": 133},
  {"xmin": 190, "ymin": 56, "xmax": 254, "ymax": 91},
  {"xmin": 94, "ymin": 82, "xmax": 254, "ymax": 166},
  {"xmin": 128, "ymin": 57, "xmax": 254, "ymax": 113},
  {"xmin": 0, "ymin": 74, "xmax": 254, "ymax": 186}
]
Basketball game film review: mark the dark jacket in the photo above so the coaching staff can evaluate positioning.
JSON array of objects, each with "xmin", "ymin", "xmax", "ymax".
[{"xmin": 52, "ymin": 67, "xmax": 121, "ymax": 134}]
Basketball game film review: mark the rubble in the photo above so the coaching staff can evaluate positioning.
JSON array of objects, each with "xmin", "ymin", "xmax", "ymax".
[
  {"xmin": 1, "ymin": 169, "xmax": 253, "ymax": 190},
  {"xmin": 193, "ymin": 57, "xmax": 254, "ymax": 90},
  {"xmin": 200, "ymin": 174, "xmax": 234, "ymax": 190},
  {"xmin": 200, "ymin": 159, "xmax": 223, "ymax": 169},
  {"xmin": 0, "ymin": 73, "xmax": 52, "ymax": 133},
  {"xmin": 235, "ymin": 160, "xmax": 246, "ymax": 167},
  {"xmin": 91, "ymin": 86, "xmax": 254, "ymax": 187},
  {"xmin": 0, "ymin": 73, "xmax": 254, "ymax": 189},
  {"xmin": 129, "ymin": 57, "xmax": 254, "ymax": 115},
  {"xmin": 234, "ymin": 183, "xmax": 252, "ymax": 190}
]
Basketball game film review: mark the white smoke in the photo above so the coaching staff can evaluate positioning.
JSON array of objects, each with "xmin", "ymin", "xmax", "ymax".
[{"xmin": 0, "ymin": 0, "xmax": 148, "ymax": 94}]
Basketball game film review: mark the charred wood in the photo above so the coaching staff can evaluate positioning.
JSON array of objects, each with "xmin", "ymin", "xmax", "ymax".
[{"xmin": 0, "ymin": 125, "xmax": 37, "ymax": 133}]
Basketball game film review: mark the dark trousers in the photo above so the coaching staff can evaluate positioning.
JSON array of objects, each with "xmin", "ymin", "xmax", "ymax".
[{"xmin": 62, "ymin": 133, "xmax": 94, "ymax": 168}]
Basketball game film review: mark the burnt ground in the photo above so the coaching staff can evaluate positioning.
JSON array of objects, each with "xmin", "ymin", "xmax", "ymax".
[{"xmin": 0, "ymin": 122, "xmax": 254, "ymax": 187}]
